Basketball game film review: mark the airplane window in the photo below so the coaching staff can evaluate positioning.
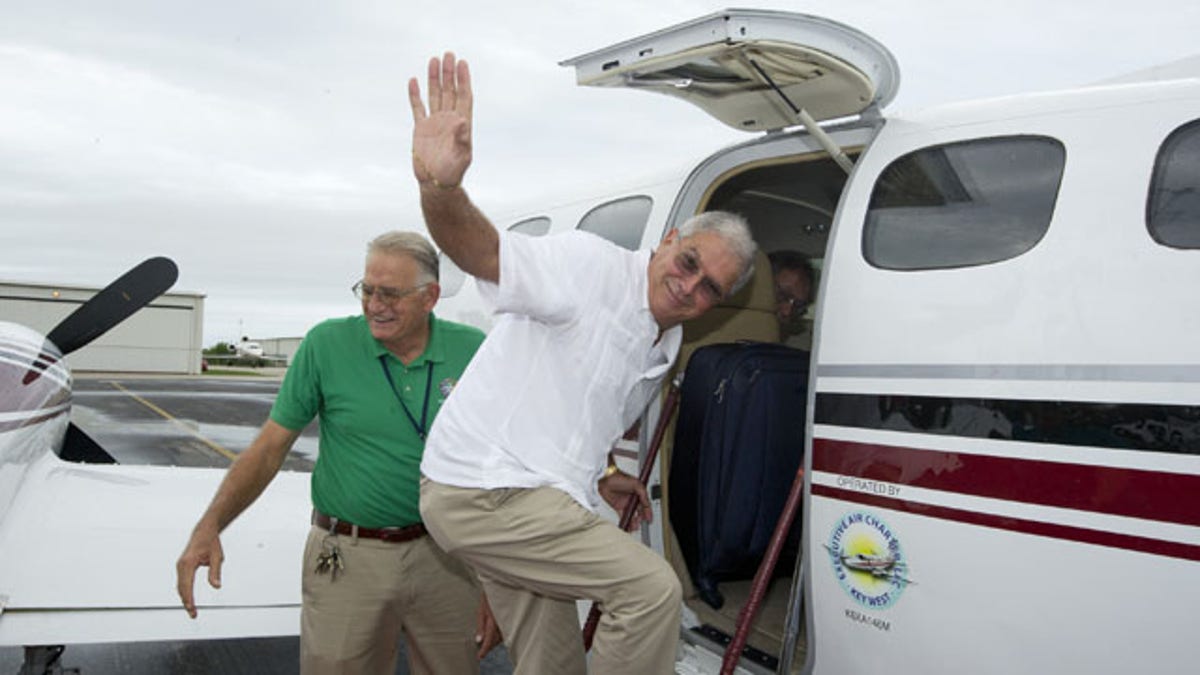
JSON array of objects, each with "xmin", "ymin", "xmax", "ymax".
[
  {"xmin": 438, "ymin": 252, "xmax": 466, "ymax": 298},
  {"xmin": 1147, "ymin": 118, "xmax": 1200, "ymax": 248},
  {"xmin": 577, "ymin": 196, "xmax": 653, "ymax": 251},
  {"xmin": 508, "ymin": 217, "xmax": 552, "ymax": 237},
  {"xmin": 862, "ymin": 136, "xmax": 1065, "ymax": 270}
]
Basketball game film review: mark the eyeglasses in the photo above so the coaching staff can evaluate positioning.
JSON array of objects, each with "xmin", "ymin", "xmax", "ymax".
[
  {"xmin": 775, "ymin": 287, "xmax": 809, "ymax": 315},
  {"xmin": 675, "ymin": 249, "xmax": 726, "ymax": 303},
  {"xmin": 352, "ymin": 280, "xmax": 429, "ymax": 304}
]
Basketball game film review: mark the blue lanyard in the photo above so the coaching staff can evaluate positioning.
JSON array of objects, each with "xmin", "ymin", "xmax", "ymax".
[{"xmin": 378, "ymin": 356, "xmax": 434, "ymax": 440}]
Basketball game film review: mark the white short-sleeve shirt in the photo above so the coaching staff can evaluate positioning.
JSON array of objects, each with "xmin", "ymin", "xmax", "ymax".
[{"xmin": 421, "ymin": 230, "xmax": 681, "ymax": 511}]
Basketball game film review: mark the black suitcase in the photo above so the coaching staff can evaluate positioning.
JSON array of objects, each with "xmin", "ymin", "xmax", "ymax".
[{"xmin": 669, "ymin": 342, "xmax": 809, "ymax": 609}]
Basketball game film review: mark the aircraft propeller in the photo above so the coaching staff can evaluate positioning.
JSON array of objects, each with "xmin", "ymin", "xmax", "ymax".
[
  {"xmin": 22, "ymin": 256, "xmax": 179, "ymax": 463},
  {"xmin": 45, "ymin": 256, "xmax": 180, "ymax": 358}
]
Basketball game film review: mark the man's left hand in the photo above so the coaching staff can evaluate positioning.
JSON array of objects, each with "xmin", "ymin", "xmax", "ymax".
[
  {"xmin": 475, "ymin": 592, "xmax": 502, "ymax": 659},
  {"xmin": 598, "ymin": 469, "xmax": 653, "ymax": 531}
]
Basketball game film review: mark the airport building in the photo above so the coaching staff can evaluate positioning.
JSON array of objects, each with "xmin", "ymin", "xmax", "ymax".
[
  {"xmin": 0, "ymin": 280, "xmax": 206, "ymax": 374},
  {"xmin": 255, "ymin": 336, "xmax": 303, "ymax": 365}
]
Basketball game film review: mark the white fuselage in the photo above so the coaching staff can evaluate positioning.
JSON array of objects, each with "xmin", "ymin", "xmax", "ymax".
[
  {"xmin": 0, "ymin": 322, "xmax": 71, "ymax": 524},
  {"xmin": 806, "ymin": 79, "xmax": 1200, "ymax": 674},
  {"xmin": 436, "ymin": 75, "xmax": 1200, "ymax": 674},
  {"xmin": 0, "ymin": 320, "xmax": 310, "ymax": 648}
]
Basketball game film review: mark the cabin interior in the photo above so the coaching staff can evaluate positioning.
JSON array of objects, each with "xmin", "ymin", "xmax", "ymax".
[{"xmin": 658, "ymin": 149, "xmax": 853, "ymax": 672}]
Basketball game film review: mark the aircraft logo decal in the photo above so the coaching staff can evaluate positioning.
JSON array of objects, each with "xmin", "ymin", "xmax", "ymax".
[{"xmin": 826, "ymin": 510, "xmax": 913, "ymax": 610}]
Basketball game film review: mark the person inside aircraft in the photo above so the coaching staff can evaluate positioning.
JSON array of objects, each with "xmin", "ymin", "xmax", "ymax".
[
  {"xmin": 175, "ymin": 231, "xmax": 500, "ymax": 674},
  {"xmin": 769, "ymin": 249, "xmax": 816, "ymax": 349},
  {"xmin": 408, "ymin": 52, "xmax": 758, "ymax": 675}
]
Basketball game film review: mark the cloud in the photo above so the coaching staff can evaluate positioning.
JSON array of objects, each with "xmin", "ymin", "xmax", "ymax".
[{"xmin": 1, "ymin": 0, "xmax": 1196, "ymax": 345}]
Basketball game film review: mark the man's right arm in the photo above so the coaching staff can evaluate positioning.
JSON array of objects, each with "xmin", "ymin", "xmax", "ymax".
[
  {"xmin": 408, "ymin": 52, "xmax": 500, "ymax": 283},
  {"xmin": 419, "ymin": 186, "xmax": 499, "ymax": 283},
  {"xmin": 175, "ymin": 419, "xmax": 301, "ymax": 618}
]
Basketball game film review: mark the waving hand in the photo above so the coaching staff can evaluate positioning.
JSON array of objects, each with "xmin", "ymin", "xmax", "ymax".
[{"xmin": 408, "ymin": 52, "xmax": 473, "ymax": 190}]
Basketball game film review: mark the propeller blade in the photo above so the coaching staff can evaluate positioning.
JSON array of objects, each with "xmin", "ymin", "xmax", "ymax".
[
  {"xmin": 59, "ymin": 422, "xmax": 119, "ymax": 464},
  {"xmin": 46, "ymin": 256, "xmax": 179, "ymax": 356},
  {"xmin": 22, "ymin": 257, "xmax": 179, "ymax": 386}
]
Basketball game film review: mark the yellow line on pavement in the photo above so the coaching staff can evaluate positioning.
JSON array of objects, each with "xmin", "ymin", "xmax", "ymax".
[{"xmin": 108, "ymin": 381, "xmax": 238, "ymax": 462}]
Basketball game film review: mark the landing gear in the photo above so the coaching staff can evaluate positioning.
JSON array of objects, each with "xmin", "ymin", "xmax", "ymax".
[{"xmin": 20, "ymin": 645, "xmax": 79, "ymax": 675}]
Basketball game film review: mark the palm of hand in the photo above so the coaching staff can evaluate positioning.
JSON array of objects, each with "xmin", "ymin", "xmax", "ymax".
[{"xmin": 413, "ymin": 112, "xmax": 471, "ymax": 187}]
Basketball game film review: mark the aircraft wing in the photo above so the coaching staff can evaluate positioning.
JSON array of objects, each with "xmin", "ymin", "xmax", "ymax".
[{"xmin": 0, "ymin": 451, "xmax": 311, "ymax": 646}]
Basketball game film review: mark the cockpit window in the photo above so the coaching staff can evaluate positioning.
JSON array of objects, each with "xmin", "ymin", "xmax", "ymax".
[
  {"xmin": 508, "ymin": 217, "xmax": 552, "ymax": 237},
  {"xmin": 442, "ymin": 217, "xmax": 552, "ymax": 297},
  {"xmin": 863, "ymin": 136, "xmax": 1065, "ymax": 270},
  {"xmin": 1147, "ymin": 119, "xmax": 1200, "ymax": 248},
  {"xmin": 577, "ymin": 196, "xmax": 653, "ymax": 251}
]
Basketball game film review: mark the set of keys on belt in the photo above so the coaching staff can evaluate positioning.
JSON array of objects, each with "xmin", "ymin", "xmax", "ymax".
[{"xmin": 315, "ymin": 534, "xmax": 344, "ymax": 579}]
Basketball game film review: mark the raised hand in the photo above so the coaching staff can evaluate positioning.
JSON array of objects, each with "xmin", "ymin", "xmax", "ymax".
[{"xmin": 408, "ymin": 52, "xmax": 473, "ymax": 190}]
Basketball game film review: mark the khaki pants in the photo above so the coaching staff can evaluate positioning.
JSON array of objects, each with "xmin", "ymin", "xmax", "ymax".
[
  {"xmin": 420, "ymin": 478, "xmax": 682, "ymax": 675},
  {"xmin": 300, "ymin": 525, "xmax": 481, "ymax": 675}
]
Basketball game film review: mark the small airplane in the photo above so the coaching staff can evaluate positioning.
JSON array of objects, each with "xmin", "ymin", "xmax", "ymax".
[
  {"xmin": 825, "ymin": 547, "xmax": 895, "ymax": 578},
  {"xmin": 3, "ymin": 8, "xmax": 1198, "ymax": 674},
  {"xmin": 822, "ymin": 545, "xmax": 914, "ymax": 585},
  {"xmin": 0, "ymin": 258, "xmax": 309, "ymax": 672},
  {"xmin": 234, "ymin": 340, "xmax": 264, "ymax": 359},
  {"xmin": 430, "ymin": 8, "xmax": 1200, "ymax": 674},
  {"xmin": 838, "ymin": 552, "xmax": 896, "ymax": 578}
]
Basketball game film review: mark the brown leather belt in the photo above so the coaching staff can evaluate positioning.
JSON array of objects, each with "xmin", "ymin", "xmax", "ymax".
[{"xmin": 312, "ymin": 509, "xmax": 427, "ymax": 544}]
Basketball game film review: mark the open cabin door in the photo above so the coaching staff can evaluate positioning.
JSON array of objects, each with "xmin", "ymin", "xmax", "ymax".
[
  {"xmin": 559, "ymin": 8, "xmax": 899, "ymax": 133},
  {"xmin": 561, "ymin": 9, "xmax": 901, "ymax": 674}
]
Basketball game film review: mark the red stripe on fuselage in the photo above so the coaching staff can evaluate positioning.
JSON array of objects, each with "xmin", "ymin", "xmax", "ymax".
[
  {"xmin": 812, "ymin": 438, "xmax": 1200, "ymax": 527},
  {"xmin": 811, "ymin": 484, "xmax": 1200, "ymax": 562}
]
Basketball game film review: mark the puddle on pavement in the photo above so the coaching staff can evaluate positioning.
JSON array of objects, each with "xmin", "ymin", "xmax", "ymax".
[{"xmin": 71, "ymin": 403, "xmax": 317, "ymax": 470}]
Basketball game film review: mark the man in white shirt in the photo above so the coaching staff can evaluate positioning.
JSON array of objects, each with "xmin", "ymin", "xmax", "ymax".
[{"xmin": 408, "ymin": 52, "xmax": 757, "ymax": 674}]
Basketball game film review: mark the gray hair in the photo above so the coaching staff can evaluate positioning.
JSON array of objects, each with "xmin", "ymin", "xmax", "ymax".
[
  {"xmin": 367, "ymin": 231, "xmax": 439, "ymax": 283},
  {"xmin": 677, "ymin": 211, "xmax": 758, "ymax": 294}
]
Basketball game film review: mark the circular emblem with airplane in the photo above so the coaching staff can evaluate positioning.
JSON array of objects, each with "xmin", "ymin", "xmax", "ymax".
[{"xmin": 826, "ymin": 510, "xmax": 912, "ymax": 610}]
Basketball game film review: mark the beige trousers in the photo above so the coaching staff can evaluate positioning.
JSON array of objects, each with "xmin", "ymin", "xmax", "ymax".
[
  {"xmin": 300, "ymin": 525, "xmax": 481, "ymax": 675},
  {"xmin": 420, "ymin": 478, "xmax": 682, "ymax": 675}
]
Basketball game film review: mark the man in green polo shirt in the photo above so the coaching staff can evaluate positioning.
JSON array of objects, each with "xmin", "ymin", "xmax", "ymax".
[{"xmin": 175, "ymin": 231, "xmax": 496, "ymax": 674}]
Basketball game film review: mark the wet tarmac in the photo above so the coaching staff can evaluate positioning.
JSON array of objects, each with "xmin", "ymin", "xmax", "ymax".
[
  {"xmin": 68, "ymin": 374, "xmax": 319, "ymax": 469},
  {"xmin": 0, "ymin": 371, "xmax": 513, "ymax": 674}
]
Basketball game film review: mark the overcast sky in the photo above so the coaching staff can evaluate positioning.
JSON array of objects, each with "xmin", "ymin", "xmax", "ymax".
[{"xmin": 2, "ymin": 1, "xmax": 1196, "ymax": 346}]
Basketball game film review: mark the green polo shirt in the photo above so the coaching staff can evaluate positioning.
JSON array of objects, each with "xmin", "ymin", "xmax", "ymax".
[{"xmin": 270, "ymin": 313, "xmax": 484, "ymax": 528}]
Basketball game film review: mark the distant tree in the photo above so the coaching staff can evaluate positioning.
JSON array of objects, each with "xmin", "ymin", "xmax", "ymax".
[{"xmin": 203, "ymin": 341, "xmax": 236, "ymax": 355}]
